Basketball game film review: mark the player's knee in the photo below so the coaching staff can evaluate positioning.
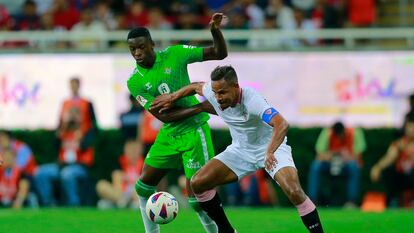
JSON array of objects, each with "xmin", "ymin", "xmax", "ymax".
[
  {"xmin": 285, "ymin": 185, "xmax": 306, "ymax": 203},
  {"xmin": 135, "ymin": 179, "xmax": 156, "ymax": 198},
  {"xmin": 190, "ymin": 175, "xmax": 208, "ymax": 194}
]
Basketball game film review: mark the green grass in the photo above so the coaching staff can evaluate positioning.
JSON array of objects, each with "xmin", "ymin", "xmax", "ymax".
[{"xmin": 0, "ymin": 208, "xmax": 413, "ymax": 233}]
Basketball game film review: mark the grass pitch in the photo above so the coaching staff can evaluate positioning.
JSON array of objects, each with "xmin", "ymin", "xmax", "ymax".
[{"xmin": 0, "ymin": 208, "xmax": 412, "ymax": 233}]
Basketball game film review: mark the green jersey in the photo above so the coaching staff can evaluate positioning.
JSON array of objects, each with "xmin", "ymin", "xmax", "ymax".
[{"xmin": 127, "ymin": 45, "xmax": 210, "ymax": 136}]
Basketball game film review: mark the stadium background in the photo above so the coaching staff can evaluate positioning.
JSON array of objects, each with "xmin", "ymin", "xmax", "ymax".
[{"xmin": 1, "ymin": 0, "xmax": 414, "ymax": 232}]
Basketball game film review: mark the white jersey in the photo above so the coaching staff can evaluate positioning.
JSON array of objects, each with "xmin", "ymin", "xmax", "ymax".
[{"xmin": 202, "ymin": 81, "xmax": 287, "ymax": 152}]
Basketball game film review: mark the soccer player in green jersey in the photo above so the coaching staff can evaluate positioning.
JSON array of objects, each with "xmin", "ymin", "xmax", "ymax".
[{"xmin": 127, "ymin": 13, "xmax": 235, "ymax": 233}]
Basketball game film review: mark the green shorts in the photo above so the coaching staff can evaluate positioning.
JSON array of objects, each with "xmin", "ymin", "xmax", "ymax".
[{"xmin": 145, "ymin": 122, "xmax": 215, "ymax": 179}]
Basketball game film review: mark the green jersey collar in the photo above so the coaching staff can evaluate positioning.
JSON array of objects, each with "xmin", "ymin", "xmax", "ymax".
[{"xmin": 136, "ymin": 52, "xmax": 161, "ymax": 72}]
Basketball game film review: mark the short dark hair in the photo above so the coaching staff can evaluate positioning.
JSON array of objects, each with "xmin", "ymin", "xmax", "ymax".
[
  {"xmin": 332, "ymin": 121, "xmax": 345, "ymax": 135},
  {"xmin": 70, "ymin": 77, "xmax": 80, "ymax": 84},
  {"xmin": 210, "ymin": 66, "xmax": 238, "ymax": 84},
  {"xmin": 127, "ymin": 27, "xmax": 152, "ymax": 41}
]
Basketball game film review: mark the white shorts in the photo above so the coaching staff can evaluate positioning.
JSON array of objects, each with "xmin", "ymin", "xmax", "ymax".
[{"xmin": 214, "ymin": 143, "xmax": 296, "ymax": 180}]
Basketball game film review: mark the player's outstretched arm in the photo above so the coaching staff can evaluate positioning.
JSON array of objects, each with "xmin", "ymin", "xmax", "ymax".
[
  {"xmin": 264, "ymin": 113, "xmax": 289, "ymax": 170},
  {"xmin": 148, "ymin": 100, "xmax": 214, "ymax": 123},
  {"xmin": 203, "ymin": 13, "xmax": 228, "ymax": 61},
  {"xmin": 150, "ymin": 82, "xmax": 205, "ymax": 113}
]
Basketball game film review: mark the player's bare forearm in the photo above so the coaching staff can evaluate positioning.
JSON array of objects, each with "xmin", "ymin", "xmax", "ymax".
[
  {"xmin": 266, "ymin": 114, "xmax": 289, "ymax": 155},
  {"xmin": 203, "ymin": 13, "xmax": 227, "ymax": 61},
  {"xmin": 201, "ymin": 101, "xmax": 217, "ymax": 115},
  {"xmin": 150, "ymin": 82, "xmax": 205, "ymax": 112},
  {"xmin": 172, "ymin": 82, "xmax": 205, "ymax": 101},
  {"xmin": 150, "ymin": 104, "xmax": 203, "ymax": 123}
]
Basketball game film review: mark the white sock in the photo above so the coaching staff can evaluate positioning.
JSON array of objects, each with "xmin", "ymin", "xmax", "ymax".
[
  {"xmin": 138, "ymin": 195, "xmax": 160, "ymax": 233},
  {"xmin": 197, "ymin": 210, "xmax": 218, "ymax": 233}
]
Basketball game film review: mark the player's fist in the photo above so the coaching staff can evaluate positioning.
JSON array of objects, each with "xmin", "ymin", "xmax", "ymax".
[
  {"xmin": 264, "ymin": 151, "xmax": 277, "ymax": 171},
  {"xmin": 150, "ymin": 94, "xmax": 175, "ymax": 113},
  {"xmin": 209, "ymin": 13, "xmax": 226, "ymax": 29}
]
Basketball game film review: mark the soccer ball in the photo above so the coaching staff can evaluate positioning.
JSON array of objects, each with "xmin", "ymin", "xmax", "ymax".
[{"xmin": 146, "ymin": 191, "xmax": 179, "ymax": 224}]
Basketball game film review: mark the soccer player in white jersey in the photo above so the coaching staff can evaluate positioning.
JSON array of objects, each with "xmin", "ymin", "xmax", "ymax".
[{"xmin": 150, "ymin": 66, "xmax": 324, "ymax": 233}]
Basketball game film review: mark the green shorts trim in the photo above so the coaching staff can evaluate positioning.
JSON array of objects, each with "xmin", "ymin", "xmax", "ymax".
[{"xmin": 145, "ymin": 122, "xmax": 215, "ymax": 179}]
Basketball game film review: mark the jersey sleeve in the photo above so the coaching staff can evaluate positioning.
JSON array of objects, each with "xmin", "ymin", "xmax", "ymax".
[
  {"xmin": 246, "ymin": 89, "xmax": 279, "ymax": 124},
  {"xmin": 202, "ymin": 81, "xmax": 215, "ymax": 102},
  {"xmin": 169, "ymin": 45, "xmax": 203, "ymax": 64},
  {"xmin": 127, "ymin": 77, "xmax": 154, "ymax": 110}
]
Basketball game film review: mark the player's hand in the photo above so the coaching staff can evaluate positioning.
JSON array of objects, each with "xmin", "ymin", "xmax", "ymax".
[
  {"xmin": 209, "ymin": 13, "xmax": 226, "ymax": 29},
  {"xmin": 370, "ymin": 166, "xmax": 381, "ymax": 182},
  {"xmin": 0, "ymin": 154, "xmax": 3, "ymax": 167},
  {"xmin": 265, "ymin": 151, "xmax": 277, "ymax": 171},
  {"xmin": 150, "ymin": 94, "xmax": 175, "ymax": 113}
]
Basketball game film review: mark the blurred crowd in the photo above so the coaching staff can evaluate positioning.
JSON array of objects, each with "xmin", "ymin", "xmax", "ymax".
[
  {"xmin": 0, "ymin": 0, "xmax": 378, "ymax": 49},
  {"xmin": 1, "ymin": 75, "xmax": 413, "ymax": 210}
]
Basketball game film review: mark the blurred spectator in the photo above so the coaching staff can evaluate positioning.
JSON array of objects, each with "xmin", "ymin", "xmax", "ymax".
[
  {"xmin": 226, "ymin": 9, "xmax": 249, "ymax": 46},
  {"xmin": 96, "ymin": 140, "xmax": 144, "ymax": 209},
  {"xmin": 35, "ymin": 77, "xmax": 97, "ymax": 206},
  {"xmin": 139, "ymin": 111, "xmax": 162, "ymax": 157},
  {"xmin": 292, "ymin": 0, "xmax": 315, "ymax": 12},
  {"xmin": 225, "ymin": 172, "xmax": 261, "ymax": 206},
  {"xmin": 248, "ymin": 14, "xmax": 279, "ymax": 49},
  {"xmin": 311, "ymin": 0, "xmax": 343, "ymax": 29},
  {"xmin": 71, "ymin": 8, "xmax": 107, "ymax": 49},
  {"xmin": 348, "ymin": 0, "xmax": 376, "ymax": 27},
  {"xmin": 124, "ymin": 0, "xmax": 149, "ymax": 29},
  {"xmin": 266, "ymin": 0, "xmax": 296, "ymax": 30},
  {"xmin": 371, "ymin": 114, "xmax": 414, "ymax": 207},
  {"xmin": 225, "ymin": 170, "xmax": 278, "ymax": 206},
  {"xmin": 308, "ymin": 121, "xmax": 366, "ymax": 207},
  {"xmin": 0, "ymin": 149, "xmax": 30, "ymax": 208},
  {"xmin": 206, "ymin": 0, "xmax": 230, "ymax": 11},
  {"xmin": 146, "ymin": 7, "xmax": 172, "ymax": 30},
  {"xmin": 0, "ymin": 0, "xmax": 25, "ymax": 15},
  {"xmin": 241, "ymin": 0, "xmax": 264, "ymax": 28},
  {"xmin": 71, "ymin": 0, "xmax": 95, "ymax": 11},
  {"xmin": 39, "ymin": 12, "xmax": 69, "ymax": 49},
  {"xmin": 33, "ymin": 0, "xmax": 53, "ymax": 14},
  {"xmin": 94, "ymin": 1, "xmax": 117, "ymax": 30},
  {"xmin": 10, "ymin": 0, "xmax": 41, "ymax": 31},
  {"xmin": 0, "ymin": 4, "xmax": 10, "ymax": 30},
  {"xmin": 0, "ymin": 130, "xmax": 37, "ymax": 180},
  {"xmin": 174, "ymin": 8, "xmax": 204, "ymax": 30},
  {"xmin": 142, "ymin": 0, "xmax": 171, "ymax": 13},
  {"xmin": 119, "ymin": 94, "xmax": 144, "ymax": 141},
  {"xmin": 51, "ymin": 0, "xmax": 80, "ymax": 30},
  {"xmin": 293, "ymin": 8, "xmax": 318, "ymax": 46}
]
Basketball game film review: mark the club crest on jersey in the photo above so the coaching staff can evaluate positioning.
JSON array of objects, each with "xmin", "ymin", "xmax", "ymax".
[
  {"xmin": 145, "ymin": 82, "xmax": 152, "ymax": 90},
  {"xmin": 164, "ymin": 68, "xmax": 171, "ymax": 74},
  {"xmin": 136, "ymin": 95, "xmax": 148, "ymax": 106},
  {"xmin": 158, "ymin": 83, "xmax": 171, "ymax": 94}
]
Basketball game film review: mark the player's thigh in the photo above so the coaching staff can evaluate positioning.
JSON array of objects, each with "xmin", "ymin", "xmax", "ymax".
[
  {"xmin": 181, "ymin": 123, "xmax": 215, "ymax": 180},
  {"xmin": 141, "ymin": 133, "xmax": 182, "ymax": 186},
  {"xmin": 274, "ymin": 167, "xmax": 306, "ymax": 204},
  {"xmin": 191, "ymin": 158, "xmax": 238, "ymax": 191},
  {"xmin": 274, "ymin": 167, "xmax": 302, "ymax": 189}
]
